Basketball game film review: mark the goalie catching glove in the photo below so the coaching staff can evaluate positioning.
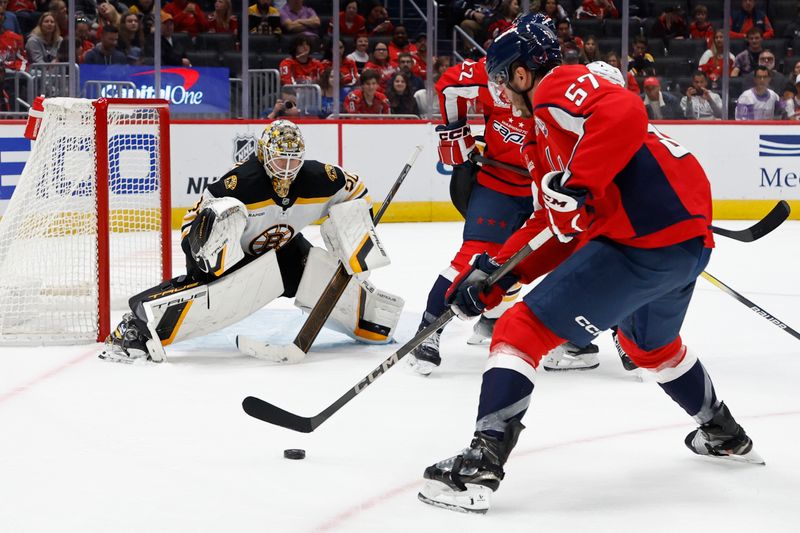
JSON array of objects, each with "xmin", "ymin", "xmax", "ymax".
[
  {"xmin": 187, "ymin": 196, "xmax": 247, "ymax": 277},
  {"xmin": 445, "ymin": 253, "xmax": 519, "ymax": 320},
  {"xmin": 436, "ymin": 118, "xmax": 475, "ymax": 167},
  {"xmin": 321, "ymin": 199, "xmax": 390, "ymax": 275},
  {"xmin": 541, "ymin": 171, "xmax": 591, "ymax": 244}
]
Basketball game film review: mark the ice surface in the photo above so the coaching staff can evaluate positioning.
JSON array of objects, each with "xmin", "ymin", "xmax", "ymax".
[{"xmin": 1, "ymin": 221, "xmax": 799, "ymax": 533}]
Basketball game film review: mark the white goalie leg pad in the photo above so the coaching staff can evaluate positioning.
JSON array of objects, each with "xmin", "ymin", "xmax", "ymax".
[
  {"xmin": 295, "ymin": 247, "xmax": 404, "ymax": 343},
  {"xmin": 142, "ymin": 251, "xmax": 284, "ymax": 348},
  {"xmin": 189, "ymin": 196, "xmax": 247, "ymax": 277},
  {"xmin": 320, "ymin": 198, "xmax": 390, "ymax": 275}
]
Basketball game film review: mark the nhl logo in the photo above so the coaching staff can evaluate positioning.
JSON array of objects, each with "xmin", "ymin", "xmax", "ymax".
[{"xmin": 233, "ymin": 135, "xmax": 257, "ymax": 163}]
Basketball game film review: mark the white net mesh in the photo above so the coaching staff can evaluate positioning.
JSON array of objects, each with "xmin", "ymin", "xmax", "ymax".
[{"xmin": 0, "ymin": 98, "xmax": 167, "ymax": 344}]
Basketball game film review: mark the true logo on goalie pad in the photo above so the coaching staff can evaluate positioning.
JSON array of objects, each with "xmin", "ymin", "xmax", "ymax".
[
  {"xmin": 233, "ymin": 135, "xmax": 257, "ymax": 163},
  {"xmin": 249, "ymin": 224, "xmax": 295, "ymax": 255}
]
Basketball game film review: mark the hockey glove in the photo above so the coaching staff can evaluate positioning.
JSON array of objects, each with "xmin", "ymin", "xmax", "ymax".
[
  {"xmin": 436, "ymin": 118, "xmax": 475, "ymax": 167},
  {"xmin": 445, "ymin": 253, "xmax": 519, "ymax": 320},
  {"xmin": 541, "ymin": 171, "xmax": 591, "ymax": 243}
]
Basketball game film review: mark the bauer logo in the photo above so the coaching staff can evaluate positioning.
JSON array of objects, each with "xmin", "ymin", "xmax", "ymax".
[
  {"xmin": 759, "ymin": 135, "xmax": 800, "ymax": 157},
  {"xmin": 0, "ymin": 137, "xmax": 31, "ymax": 200}
]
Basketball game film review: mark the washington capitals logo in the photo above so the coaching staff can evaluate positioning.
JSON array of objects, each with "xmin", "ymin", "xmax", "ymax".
[{"xmin": 131, "ymin": 68, "xmax": 200, "ymax": 90}]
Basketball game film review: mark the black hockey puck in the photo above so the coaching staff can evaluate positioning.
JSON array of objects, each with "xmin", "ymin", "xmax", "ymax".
[{"xmin": 283, "ymin": 448, "xmax": 306, "ymax": 460}]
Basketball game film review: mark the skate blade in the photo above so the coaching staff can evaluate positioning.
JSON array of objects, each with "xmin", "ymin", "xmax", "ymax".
[
  {"xmin": 543, "ymin": 362, "xmax": 599, "ymax": 372},
  {"xmin": 466, "ymin": 333, "xmax": 491, "ymax": 346},
  {"xmin": 708, "ymin": 448, "xmax": 766, "ymax": 466},
  {"xmin": 417, "ymin": 480, "xmax": 490, "ymax": 514},
  {"xmin": 97, "ymin": 350, "xmax": 151, "ymax": 365},
  {"xmin": 407, "ymin": 356, "xmax": 436, "ymax": 376}
]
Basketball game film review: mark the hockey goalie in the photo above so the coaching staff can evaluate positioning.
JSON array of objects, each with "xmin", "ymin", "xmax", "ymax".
[{"xmin": 99, "ymin": 120, "xmax": 404, "ymax": 364}]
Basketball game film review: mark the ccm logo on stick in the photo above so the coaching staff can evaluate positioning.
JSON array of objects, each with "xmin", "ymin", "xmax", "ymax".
[{"xmin": 575, "ymin": 315, "xmax": 601, "ymax": 337}]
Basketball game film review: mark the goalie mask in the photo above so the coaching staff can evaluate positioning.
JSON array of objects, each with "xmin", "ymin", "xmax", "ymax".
[{"xmin": 258, "ymin": 120, "xmax": 306, "ymax": 198}]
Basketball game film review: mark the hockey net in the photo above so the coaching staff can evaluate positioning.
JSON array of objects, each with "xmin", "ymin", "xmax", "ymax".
[{"xmin": 0, "ymin": 98, "xmax": 172, "ymax": 344}]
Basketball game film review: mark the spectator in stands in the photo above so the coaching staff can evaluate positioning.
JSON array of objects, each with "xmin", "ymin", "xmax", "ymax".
[
  {"xmin": 556, "ymin": 19, "xmax": 583, "ymax": 51},
  {"xmin": 698, "ymin": 29, "xmax": 735, "ymax": 85},
  {"xmin": 486, "ymin": 0, "xmax": 519, "ymax": 46},
  {"xmin": 280, "ymin": 0, "xmax": 320, "ymax": 39},
  {"xmin": 149, "ymin": 11, "xmax": 191, "ymax": 66},
  {"xmin": 396, "ymin": 51, "xmax": 423, "ymax": 92},
  {"xmin": 456, "ymin": 1, "xmax": 496, "ymax": 49},
  {"xmin": 576, "ymin": 0, "xmax": 618, "ymax": 20},
  {"xmin": 689, "ymin": 4, "xmax": 714, "ymax": 47},
  {"xmin": 579, "ymin": 34, "xmax": 601, "ymax": 63},
  {"xmin": 0, "ymin": 7, "xmax": 27, "ymax": 71},
  {"xmin": 164, "ymin": 0, "xmax": 209, "ymax": 36},
  {"xmin": 76, "ymin": 0, "xmax": 127, "ymax": 22},
  {"xmin": 562, "ymin": 42, "xmax": 581, "ymax": 64},
  {"xmin": 782, "ymin": 76, "xmax": 800, "ymax": 120},
  {"xmin": 84, "ymin": 25, "xmax": 127, "ymax": 64},
  {"xmin": 651, "ymin": 4, "xmax": 688, "ymax": 42},
  {"xmin": 318, "ymin": 67, "xmax": 349, "ymax": 117},
  {"xmin": 322, "ymin": 39, "xmax": 359, "ymax": 86},
  {"xmin": 642, "ymin": 77, "xmax": 681, "ymax": 119},
  {"xmin": 786, "ymin": 59, "xmax": 800, "ymax": 89},
  {"xmin": 388, "ymin": 25, "xmax": 417, "ymax": 64},
  {"xmin": 96, "ymin": 2, "xmax": 122, "ymax": 41},
  {"xmin": 344, "ymin": 69, "xmax": 390, "ymax": 114},
  {"xmin": 731, "ymin": 26, "xmax": 763, "ymax": 77},
  {"xmin": 628, "ymin": 35, "xmax": 656, "ymax": 77},
  {"xmin": 432, "ymin": 55, "xmax": 451, "ymax": 83},
  {"xmin": 386, "ymin": 72, "xmax": 419, "ymax": 116},
  {"xmin": 279, "ymin": 34, "xmax": 323, "ymax": 85},
  {"xmin": 118, "ymin": 11, "xmax": 146, "ymax": 65},
  {"xmin": 413, "ymin": 33, "xmax": 428, "ymax": 78},
  {"xmin": 681, "ymin": 70, "xmax": 723, "ymax": 119},
  {"xmin": 730, "ymin": 0, "xmax": 773, "ymax": 40},
  {"xmin": 6, "ymin": 0, "xmax": 38, "ymax": 35},
  {"xmin": 742, "ymin": 49, "xmax": 786, "ymax": 93},
  {"xmin": 208, "ymin": 0, "xmax": 238, "ymax": 36},
  {"xmin": 249, "ymin": 0, "xmax": 280, "ymax": 35},
  {"xmin": 25, "ymin": 12, "xmax": 61, "ymax": 64},
  {"xmin": 48, "ymin": 0, "xmax": 66, "ymax": 36},
  {"xmin": 0, "ymin": 68, "xmax": 10, "ymax": 111},
  {"xmin": 65, "ymin": 16, "xmax": 95, "ymax": 63},
  {"xmin": 539, "ymin": 0, "xmax": 567, "ymax": 22},
  {"xmin": 331, "ymin": 0, "xmax": 365, "ymax": 37},
  {"xmin": 606, "ymin": 50, "xmax": 640, "ymax": 93},
  {"xmin": 265, "ymin": 86, "xmax": 304, "ymax": 119},
  {"xmin": 129, "ymin": 0, "xmax": 157, "ymax": 36},
  {"xmin": 1, "ymin": 1, "xmax": 21, "ymax": 35},
  {"xmin": 347, "ymin": 33, "xmax": 369, "ymax": 71},
  {"xmin": 364, "ymin": 41, "xmax": 396, "ymax": 90},
  {"xmin": 365, "ymin": 4, "xmax": 392, "ymax": 35},
  {"xmin": 735, "ymin": 65, "xmax": 784, "ymax": 119}
]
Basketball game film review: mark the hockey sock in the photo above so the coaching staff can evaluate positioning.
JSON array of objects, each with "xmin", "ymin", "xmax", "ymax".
[
  {"xmin": 419, "ymin": 275, "xmax": 453, "ymax": 327},
  {"xmin": 475, "ymin": 343, "xmax": 536, "ymax": 440},
  {"xmin": 655, "ymin": 349, "xmax": 719, "ymax": 425}
]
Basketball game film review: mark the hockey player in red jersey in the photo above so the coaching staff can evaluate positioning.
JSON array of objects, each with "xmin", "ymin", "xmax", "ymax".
[
  {"xmin": 418, "ymin": 15, "xmax": 763, "ymax": 514},
  {"xmin": 408, "ymin": 47, "xmax": 600, "ymax": 375}
]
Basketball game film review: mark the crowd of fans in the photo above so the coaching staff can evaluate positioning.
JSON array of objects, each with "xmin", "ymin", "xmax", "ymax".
[{"xmin": 0, "ymin": 0, "xmax": 798, "ymax": 119}]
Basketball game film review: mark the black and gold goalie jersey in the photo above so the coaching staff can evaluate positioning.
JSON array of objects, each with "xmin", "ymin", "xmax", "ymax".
[{"xmin": 180, "ymin": 156, "xmax": 370, "ymax": 258}]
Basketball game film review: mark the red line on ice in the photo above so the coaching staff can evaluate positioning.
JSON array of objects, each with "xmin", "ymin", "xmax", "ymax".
[{"xmin": 0, "ymin": 349, "xmax": 96, "ymax": 406}]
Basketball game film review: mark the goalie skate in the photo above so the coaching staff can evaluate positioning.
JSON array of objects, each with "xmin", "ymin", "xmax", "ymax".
[
  {"xmin": 542, "ymin": 342, "xmax": 599, "ymax": 371},
  {"xmin": 466, "ymin": 316, "xmax": 496, "ymax": 345},
  {"xmin": 685, "ymin": 402, "xmax": 764, "ymax": 465},
  {"xmin": 98, "ymin": 313, "xmax": 159, "ymax": 365}
]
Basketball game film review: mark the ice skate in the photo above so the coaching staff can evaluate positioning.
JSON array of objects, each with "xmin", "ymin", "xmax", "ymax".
[
  {"xmin": 98, "ymin": 313, "xmax": 156, "ymax": 364},
  {"xmin": 541, "ymin": 342, "xmax": 599, "ymax": 371},
  {"xmin": 407, "ymin": 325, "xmax": 443, "ymax": 376},
  {"xmin": 685, "ymin": 402, "xmax": 764, "ymax": 465},
  {"xmin": 418, "ymin": 421, "xmax": 524, "ymax": 514},
  {"xmin": 466, "ymin": 316, "xmax": 496, "ymax": 345}
]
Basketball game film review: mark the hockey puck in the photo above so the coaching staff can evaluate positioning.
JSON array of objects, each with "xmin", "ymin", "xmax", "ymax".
[{"xmin": 283, "ymin": 448, "xmax": 306, "ymax": 460}]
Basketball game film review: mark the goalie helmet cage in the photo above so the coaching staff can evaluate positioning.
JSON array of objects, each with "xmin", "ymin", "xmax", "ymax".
[{"xmin": 0, "ymin": 98, "xmax": 172, "ymax": 345}]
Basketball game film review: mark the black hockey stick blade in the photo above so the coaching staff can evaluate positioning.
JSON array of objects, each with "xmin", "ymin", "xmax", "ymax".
[
  {"xmin": 242, "ymin": 228, "xmax": 553, "ymax": 432},
  {"xmin": 709, "ymin": 200, "xmax": 790, "ymax": 243},
  {"xmin": 701, "ymin": 271, "xmax": 800, "ymax": 341}
]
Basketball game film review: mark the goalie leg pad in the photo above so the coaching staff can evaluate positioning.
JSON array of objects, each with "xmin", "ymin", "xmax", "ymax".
[
  {"xmin": 295, "ymin": 247, "xmax": 404, "ymax": 343},
  {"xmin": 135, "ymin": 251, "xmax": 284, "ymax": 348},
  {"xmin": 320, "ymin": 198, "xmax": 390, "ymax": 275}
]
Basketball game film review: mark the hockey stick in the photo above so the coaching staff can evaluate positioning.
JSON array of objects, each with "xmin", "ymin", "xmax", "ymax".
[
  {"xmin": 471, "ymin": 154, "xmax": 791, "ymax": 244},
  {"xmin": 236, "ymin": 145, "xmax": 424, "ymax": 363},
  {"xmin": 700, "ymin": 271, "xmax": 800, "ymax": 341},
  {"xmin": 242, "ymin": 227, "xmax": 555, "ymax": 432}
]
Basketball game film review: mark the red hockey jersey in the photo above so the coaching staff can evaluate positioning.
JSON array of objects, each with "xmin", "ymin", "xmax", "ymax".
[
  {"xmin": 279, "ymin": 57, "xmax": 324, "ymax": 85},
  {"xmin": 436, "ymin": 58, "xmax": 533, "ymax": 197},
  {"xmin": 522, "ymin": 64, "xmax": 714, "ymax": 249}
]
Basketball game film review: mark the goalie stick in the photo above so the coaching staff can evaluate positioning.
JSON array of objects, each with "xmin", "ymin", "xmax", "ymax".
[
  {"xmin": 242, "ymin": 227, "xmax": 555, "ymax": 432},
  {"xmin": 471, "ymin": 153, "xmax": 791, "ymax": 244},
  {"xmin": 236, "ymin": 145, "xmax": 424, "ymax": 363},
  {"xmin": 700, "ymin": 271, "xmax": 800, "ymax": 341}
]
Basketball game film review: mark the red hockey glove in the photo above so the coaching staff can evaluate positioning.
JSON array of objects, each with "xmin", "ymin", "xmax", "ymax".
[
  {"xmin": 436, "ymin": 118, "xmax": 475, "ymax": 166},
  {"xmin": 541, "ymin": 171, "xmax": 591, "ymax": 243},
  {"xmin": 445, "ymin": 253, "xmax": 519, "ymax": 319}
]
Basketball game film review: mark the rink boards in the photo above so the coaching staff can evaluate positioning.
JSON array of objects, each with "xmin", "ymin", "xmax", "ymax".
[{"xmin": 0, "ymin": 119, "xmax": 797, "ymax": 224}]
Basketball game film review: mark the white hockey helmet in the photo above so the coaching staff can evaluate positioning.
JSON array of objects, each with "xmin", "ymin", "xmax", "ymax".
[{"xmin": 258, "ymin": 120, "xmax": 306, "ymax": 198}]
